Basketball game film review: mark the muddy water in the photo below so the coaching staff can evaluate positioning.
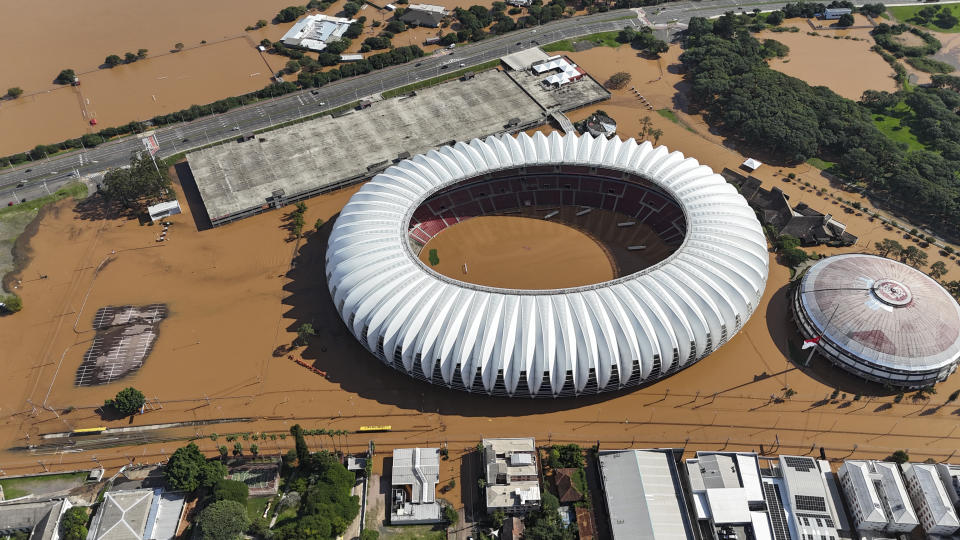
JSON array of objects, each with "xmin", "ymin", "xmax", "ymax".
[
  {"xmin": 760, "ymin": 20, "xmax": 897, "ymax": 100},
  {"xmin": 2, "ymin": 39, "xmax": 960, "ymax": 488},
  {"xmin": 418, "ymin": 216, "xmax": 614, "ymax": 289}
]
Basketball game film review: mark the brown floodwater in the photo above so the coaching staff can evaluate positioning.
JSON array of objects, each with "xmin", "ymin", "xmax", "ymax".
[
  {"xmin": 418, "ymin": 216, "xmax": 614, "ymax": 289},
  {"xmin": 760, "ymin": 19, "xmax": 897, "ymax": 100}
]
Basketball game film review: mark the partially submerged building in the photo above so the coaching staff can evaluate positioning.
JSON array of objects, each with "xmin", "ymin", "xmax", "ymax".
[
  {"xmin": 281, "ymin": 14, "xmax": 356, "ymax": 52},
  {"xmin": 483, "ymin": 438, "xmax": 541, "ymax": 515},
  {"xmin": 685, "ymin": 452, "xmax": 776, "ymax": 540},
  {"xmin": 838, "ymin": 460, "xmax": 918, "ymax": 535},
  {"xmin": 390, "ymin": 448, "xmax": 442, "ymax": 524},
  {"xmin": 723, "ymin": 171, "xmax": 857, "ymax": 247},
  {"xmin": 88, "ymin": 488, "xmax": 185, "ymax": 540},
  {"xmin": 901, "ymin": 462, "xmax": 960, "ymax": 536},
  {"xmin": 532, "ymin": 55, "xmax": 586, "ymax": 87},
  {"xmin": 761, "ymin": 455, "xmax": 851, "ymax": 540},
  {"xmin": 400, "ymin": 4, "xmax": 448, "ymax": 27},
  {"xmin": 0, "ymin": 499, "xmax": 70, "ymax": 540},
  {"xmin": 597, "ymin": 449, "xmax": 695, "ymax": 540}
]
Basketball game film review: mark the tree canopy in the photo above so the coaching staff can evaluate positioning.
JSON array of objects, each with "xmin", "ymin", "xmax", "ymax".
[
  {"xmin": 60, "ymin": 507, "xmax": 88, "ymax": 540},
  {"xmin": 272, "ymin": 449, "xmax": 360, "ymax": 539},
  {"xmin": 104, "ymin": 387, "xmax": 145, "ymax": 416},
  {"xmin": 100, "ymin": 152, "xmax": 173, "ymax": 210},
  {"xmin": 213, "ymin": 478, "xmax": 249, "ymax": 504},
  {"xmin": 277, "ymin": 5, "xmax": 307, "ymax": 22},
  {"xmin": 198, "ymin": 500, "xmax": 250, "ymax": 540},
  {"xmin": 164, "ymin": 443, "xmax": 227, "ymax": 492}
]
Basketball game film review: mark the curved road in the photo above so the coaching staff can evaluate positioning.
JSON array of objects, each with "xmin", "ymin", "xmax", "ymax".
[{"xmin": 0, "ymin": 0, "xmax": 791, "ymax": 206}]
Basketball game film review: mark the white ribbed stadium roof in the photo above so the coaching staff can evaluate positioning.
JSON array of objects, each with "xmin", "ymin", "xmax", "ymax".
[{"xmin": 325, "ymin": 132, "xmax": 768, "ymax": 397}]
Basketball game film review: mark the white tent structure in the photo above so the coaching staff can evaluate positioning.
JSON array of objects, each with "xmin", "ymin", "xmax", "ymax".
[
  {"xmin": 147, "ymin": 200, "xmax": 181, "ymax": 222},
  {"xmin": 325, "ymin": 132, "xmax": 768, "ymax": 397}
]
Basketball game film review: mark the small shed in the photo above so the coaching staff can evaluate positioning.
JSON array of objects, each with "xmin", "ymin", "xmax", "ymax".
[
  {"xmin": 147, "ymin": 200, "xmax": 182, "ymax": 222},
  {"xmin": 741, "ymin": 158, "xmax": 762, "ymax": 171}
]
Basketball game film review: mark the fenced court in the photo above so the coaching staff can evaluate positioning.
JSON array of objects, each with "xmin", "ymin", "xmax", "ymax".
[{"xmin": 228, "ymin": 463, "xmax": 280, "ymax": 496}]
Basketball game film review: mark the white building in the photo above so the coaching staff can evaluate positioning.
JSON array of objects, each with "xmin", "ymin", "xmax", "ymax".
[
  {"xmin": 281, "ymin": 14, "xmax": 356, "ymax": 52},
  {"xmin": 147, "ymin": 200, "xmax": 181, "ymax": 222},
  {"xmin": 598, "ymin": 449, "xmax": 694, "ymax": 539},
  {"xmin": 390, "ymin": 448, "xmax": 442, "ymax": 524},
  {"xmin": 326, "ymin": 132, "xmax": 768, "ymax": 397},
  {"xmin": 764, "ymin": 456, "xmax": 849, "ymax": 540},
  {"xmin": 483, "ymin": 438, "xmax": 540, "ymax": 515},
  {"xmin": 407, "ymin": 3, "xmax": 447, "ymax": 14},
  {"xmin": 937, "ymin": 463, "xmax": 960, "ymax": 512},
  {"xmin": 685, "ymin": 452, "xmax": 775, "ymax": 540},
  {"xmin": 838, "ymin": 460, "xmax": 918, "ymax": 534},
  {"xmin": 901, "ymin": 463, "xmax": 960, "ymax": 536}
]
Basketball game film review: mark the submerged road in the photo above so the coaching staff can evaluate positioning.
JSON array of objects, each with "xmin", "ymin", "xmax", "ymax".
[{"xmin": 0, "ymin": 0, "xmax": 796, "ymax": 206}]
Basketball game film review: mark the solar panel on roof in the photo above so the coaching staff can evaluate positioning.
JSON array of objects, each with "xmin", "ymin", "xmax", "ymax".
[
  {"xmin": 784, "ymin": 456, "xmax": 816, "ymax": 472},
  {"xmin": 795, "ymin": 495, "xmax": 827, "ymax": 513},
  {"xmin": 763, "ymin": 483, "xmax": 791, "ymax": 540}
]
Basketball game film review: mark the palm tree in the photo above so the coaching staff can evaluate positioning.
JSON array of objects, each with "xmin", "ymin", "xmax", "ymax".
[
  {"xmin": 639, "ymin": 115, "xmax": 652, "ymax": 138},
  {"xmin": 650, "ymin": 128, "xmax": 664, "ymax": 145}
]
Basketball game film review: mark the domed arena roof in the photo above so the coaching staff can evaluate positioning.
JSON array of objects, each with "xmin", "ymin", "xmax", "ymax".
[
  {"xmin": 797, "ymin": 253, "xmax": 960, "ymax": 375},
  {"xmin": 325, "ymin": 132, "xmax": 768, "ymax": 397}
]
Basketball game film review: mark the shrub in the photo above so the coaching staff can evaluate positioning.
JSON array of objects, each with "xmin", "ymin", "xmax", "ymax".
[
  {"xmin": 886, "ymin": 449, "xmax": 909, "ymax": 463},
  {"xmin": 60, "ymin": 507, "xmax": 88, "ymax": 540},
  {"xmin": 1, "ymin": 294, "xmax": 23, "ymax": 313},
  {"xmin": 197, "ymin": 500, "xmax": 250, "ymax": 540},
  {"xmin": 5, "ymin": 87, "xmax": 23, "ymax": 99},
  {"xmin": 213, "ymin": 478, "xmax": 249, "ymax": 503},
  {"xmin": 604, "ymin": 71, "xmax": 631, "ymax": 90}
]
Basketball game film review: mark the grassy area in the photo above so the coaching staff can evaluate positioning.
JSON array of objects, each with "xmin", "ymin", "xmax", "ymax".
[
  {"xmin": 246, "ymin": 496, "xmax": 272, "ymax": 520},
  {"xmin": 656, "ymin": 109, "xmax": 679, "ymax": 123},
  {"xmin": 805, "ymin": 157, "xmax": 836, "ymax": 171},
  {"xmin": 0, "ymin": 182, "xmax": 87, "ymax": 220},
  {"xmin": 0, "ymin": 472, "xmax": 89, "ymax": 500},
  {"xmin": 872, "ymin": 112, "xmax": 926, "ymax": 152},
  {"xmin": 905, "ymin": 56, "xmax": 955, "ymax": 74},
  {"xmin": 379, "ymin": 525, "xmax": 447, "ymax": 540},
  {"xmin": 656, "ymin": 108, "xmax": 697, "ymax": 133},
  {"xmin": 382, "ymin": 60, "xmax": 501, "ymax": 99},
  {"xmin": 889, "ymin": 4, "xmax": 960, "ymax": 33},
  {"xmin": 542, "ymin": 30, "xmax": 623, "ymax": 52}
]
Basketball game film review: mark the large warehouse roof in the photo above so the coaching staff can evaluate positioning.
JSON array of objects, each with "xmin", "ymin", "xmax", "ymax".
[
  {"xmin": 325, "ymin": 132, "xmax": 768, "ymax": 397},
  {"xmin": 798, "ymin": 253, "xmax": 960, "ymax": 373}
]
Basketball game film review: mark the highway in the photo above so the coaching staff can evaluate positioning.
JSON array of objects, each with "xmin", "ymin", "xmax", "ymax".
[{"xmin": 0, "ymin": 0, "xmax": 793, "ymax": 207}]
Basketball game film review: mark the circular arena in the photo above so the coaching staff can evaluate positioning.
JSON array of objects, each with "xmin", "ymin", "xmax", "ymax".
[
  {"xmin": 325, "ymin": 132, "xmax": 768, "ymax": 397},
  {"xmin": 793, "ymin": 253, "xmax": 960, "ymax": 388}
]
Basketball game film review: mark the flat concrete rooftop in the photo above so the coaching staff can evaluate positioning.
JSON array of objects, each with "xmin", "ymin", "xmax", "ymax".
[{"xmin": 187, "ymin": 69, "xmax": 546, "ymax": 225}]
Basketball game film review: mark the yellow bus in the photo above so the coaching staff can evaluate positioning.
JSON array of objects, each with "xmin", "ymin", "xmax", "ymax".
[
  {"xmin": 72, "ymin": 427, "xmax": 107, "ymax": 435},
  {"xmin": 357, "ymin": 425, "xmax": 391, "ymax": 433}
]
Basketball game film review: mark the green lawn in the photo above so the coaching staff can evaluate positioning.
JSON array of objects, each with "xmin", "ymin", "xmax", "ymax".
[
  {"xmin": 382, "ymin": 60, "xmax": 501, "ymax": 98},
  {"xmin": 0, "ymin": 472, "xmax": 89, "ymax": 500},
  {"xmin": 656, "ymin": 108, "xmax": 679, "ymax": 123},
  {"xmin": 871, "ymin": 100, "xmax": 927, "ymax": 152},
  {"xmin": 889, "ymin": 4, "xmax": 960, "ymax": 33},
  {"xmin": 246, "ymin": 496, "xmax": 272, "ymax": 520},
  {"xmin": 379, "ymin": 525, "xmax": 447, "ymax": 540},
  {"xmin": 805, "ymin": 157, "xmax": 835, "ymax": 171},
  {"xmin": 542, "ymin": 31, "xmax": 623, "ymax": 52},
  {"xmin": 0, "ymin": 182, "xmax": 87, "ymax": 220}
]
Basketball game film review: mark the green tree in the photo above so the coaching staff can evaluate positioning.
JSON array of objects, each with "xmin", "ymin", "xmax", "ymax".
[
  {"xmin": 875, "ymin": 238, "xmax": 903, "ymax": 258},
  {"xmin": 343, "ymin": 1, "xmax": 362, "ymax": 16},
  {"xmin": 250, "ymin": 443, "xmax": 259, "ymax": 456},
  {"xmin": 837, "ymin": 13, "xmax": 854, "ymax": 27},
  {"xmin": 124, "ymin": 52, "xmax": 137, "ymax": 63},
  {"xmin": 604, "ymin": 71, "xmax": 631, "ymax": 90},
  {"xmin": 840, "ymin": 147, "xmax": 879, "ymax": 180},
  {"xmin": 256, "ymin": 19, "xmax": 268, "ymax": 28},
  {"xmin": 360, "ymin": 530, "xmax": 380, "ymax": 540},
  {"xmin": 930, "ymin": 260, "xmax": 948, "ymax": 280},
  {"xmin": 55, "ymin": 69, "xmax": 77, "ymax": 84},
  {"xmin": 219, "ymin": 445, "xmax": 228, "ymax": 459},
  {"xmin": 198, "ymin": 500, "xmax": 250, "ymax": 540},
  {"xmin": 903, "ymin": 245, "xmax": 929, "ymax": 268},
  {"xmin": 100, "ymin": 151, "xmax": 172, "ymax": 210},
  {"xmin": 6, "ymin": 87, "xmax": 23, "ymax": 99},
  {"xmin": 213, "ymin": 478, "xmax": 249, "ymax": 503},
  {"xmin": 444, "ymin": 505, "xmax": 459, "ymax": 526},
  {"xmin": 60, "ymin": 507, "xmax": 89, "ymax": 540},
  {"xmin": 104, "ymin": 387, "xmax": 145, "ymax": 415},
  {"xmin": 233, "ymin": 442, "xmax": 243, "ymax": 456},
  {"xmin": 766, "ymin": 10, "xmax": 785, "ymax": 25},
  {"xmin": 314, "ymin": 218, "xmax": 325, "ymax": 232},
  {"xmin": 649, "ymin": 128, "xmax": 664, "ymax": 144},
  {"xmin": 174, "ymin": 42, "xmax": 184, "ymax": 51},
  {"xmin": 285, "ymin": 60, "xmax": 301, "ymax": 74},
  {"xmin": 886, "ymin": 449, "xmax": 909, "ymax": 464},
  {"xmin": 164, "ymin": 442, "xmax": 227, "ymax": 492},
  {"xmin": 523, "ymin": 491, "xmax": 573, "ymax": 540},
  {"xmin": 297, "ymin": 323, "xmax": 315, "ymax": 346},
  {"xmin": 1, "ymin": 294, "xmax": 23, "ymax": 313},
  {"xmin": 137, "ymin": 48, "xmax": 149, "ymax": 59},
  {"xmin": 277, "ymin": 5, "xmax": 308, "ymax": 22},
  {"xmin": 291, "ymin": 424, "xmax": 310, "ymax": 465}
]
